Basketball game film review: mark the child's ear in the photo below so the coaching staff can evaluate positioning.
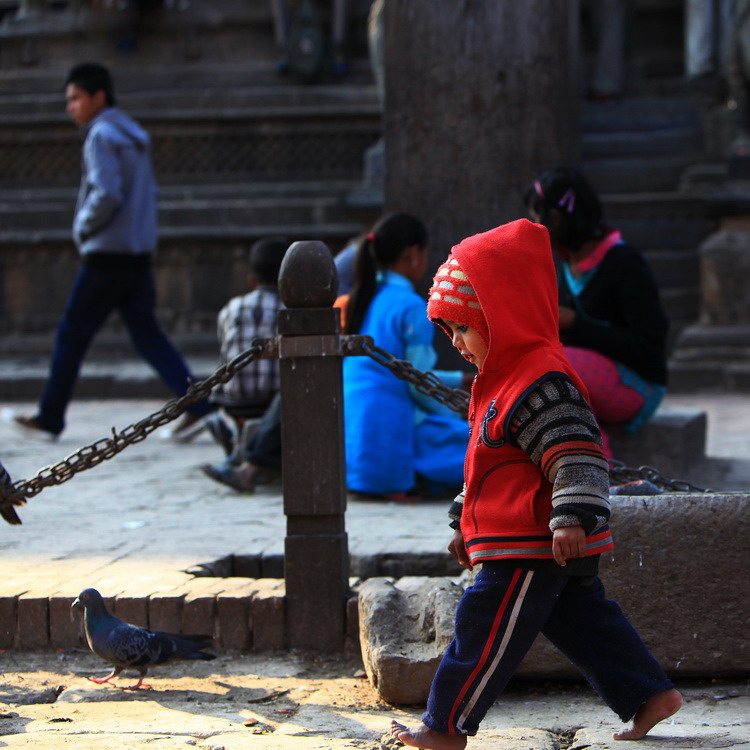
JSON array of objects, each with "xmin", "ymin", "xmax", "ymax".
[{"xmin": 247, "ymin": 273, "xmax": 258, "ymax": 290}]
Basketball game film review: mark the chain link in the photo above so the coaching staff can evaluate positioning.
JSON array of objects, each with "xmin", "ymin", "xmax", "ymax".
[
  {"xmin": 608, "ymin": 460, "xmax": 709, "ymax": 493},
  {"xmin": 355, "ymin": 337, "xmax": 470, "ymax": 416},
  {"xmin": 1, "ymin": 340, "xmax": 274, "ymax": 510}
]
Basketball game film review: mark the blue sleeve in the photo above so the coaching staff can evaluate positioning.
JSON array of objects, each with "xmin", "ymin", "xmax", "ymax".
[
  {"xmin": 74, "ymin": 129, "xmax": 123, "ymax": 241},
  {"xmin": 401, "ymin": 302, "xmax": 463, "ymax": 415}
]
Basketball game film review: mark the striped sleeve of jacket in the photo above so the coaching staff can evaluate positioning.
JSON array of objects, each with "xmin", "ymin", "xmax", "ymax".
[{"xmin": 510, "ymin": 377, "xmax": 610, "ymax": 535}]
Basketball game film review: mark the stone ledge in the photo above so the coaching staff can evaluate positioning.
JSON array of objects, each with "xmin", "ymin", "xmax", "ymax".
[{"xmin": 0, "ymin": 577, "xmax": 287, "ymax": 654}]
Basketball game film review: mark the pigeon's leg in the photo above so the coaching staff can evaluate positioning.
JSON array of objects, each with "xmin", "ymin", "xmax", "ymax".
[
  {"xmin": 122, "ymin": 668, "xmax": 152, "ymax": 690},
  {"xmin": 88, "ymin": 667, "xmax": 122, "ymax": 685}
]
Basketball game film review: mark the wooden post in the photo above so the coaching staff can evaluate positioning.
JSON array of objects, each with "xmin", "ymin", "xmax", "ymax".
[
  {"xmin": 384, "ymin": 0, "xmax": 581, "ymax": 269},
  {"xmin": 277, "ymin": 240, "xmax": 349, "ymax": 652}
]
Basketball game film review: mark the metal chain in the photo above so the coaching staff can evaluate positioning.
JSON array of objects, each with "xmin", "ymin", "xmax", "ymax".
[
  {"xmin": 355, "ymin": 337, "xmax": 470, "ymax": 416},
  {"xmin": 1, "ymin": 339, "xmax": 276, "ymax": 509},
  {"xmin": 608, "ymin": 459, "xmax": 709, "ymax": 493}
]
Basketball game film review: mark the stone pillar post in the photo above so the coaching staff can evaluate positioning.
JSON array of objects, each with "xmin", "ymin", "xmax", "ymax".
[
  {"xmin": 384, "ymin": 0, "xmax": 581, "ymax": 266},
  {"xmin": 277, "ymin": 240, "xmax": 349, "ymax": 652}
]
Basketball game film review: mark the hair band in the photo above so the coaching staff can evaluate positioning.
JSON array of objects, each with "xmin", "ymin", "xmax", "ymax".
[
  {"xmin": 534, "ymin": 180, "xmax": 545, "ymax": 200},
  {"xmin": 367, "ymin": 233, "xmax": 376, "ymax": 243}
]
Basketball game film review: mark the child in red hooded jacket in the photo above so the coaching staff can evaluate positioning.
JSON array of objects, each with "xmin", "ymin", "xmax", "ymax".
[{"xmin": 390, "ymin": 220, "xmax": 681, "ymax": 749}]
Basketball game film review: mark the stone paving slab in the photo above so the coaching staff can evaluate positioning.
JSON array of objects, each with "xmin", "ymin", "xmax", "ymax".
[{"xmin": 0, "ymin": 651, "xmax": 748, "ymax": 750}]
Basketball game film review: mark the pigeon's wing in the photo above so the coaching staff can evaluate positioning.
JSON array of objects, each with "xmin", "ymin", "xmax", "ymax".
[
  {"xmin": 138, "ymin": 631, "xmax": 186, "ymax": 666},
  {"xmin": 97, "ymin": 622, "xmax": 157, "ymax": 668}
]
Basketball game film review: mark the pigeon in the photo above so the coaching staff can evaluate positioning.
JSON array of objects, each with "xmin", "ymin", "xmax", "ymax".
[{"xmin": 72, "ymin": 588, "xmax": 216, "ymax": 689}]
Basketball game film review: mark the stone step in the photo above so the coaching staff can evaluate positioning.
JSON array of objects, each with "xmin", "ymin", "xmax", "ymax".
[
  {"xmin": 0, "ymin": 77, "xmax": 380, "ymax": 118},
  {"xmin": 582, "ymin": 126, "xmax": 702, "ymax": 158},
  {"xmin": 0, "ymin": 575, "xmax": 290, "ymax": 653},
  {"xmin": 645, "ymin": 249, "xmax": 701, "ymax": 288},
  {"xmin": 675, "ymin": 323, "xmax": 750, "ymax": 350},
  {"xmin": 667, "ymin": 359, "xmax": 750, "ymax": 392},
  {"xmin": 673, "ymin": 346, "xmax": 750, "ymax": 363},
  {"xmin": 0, "ymin": 187, "xmax": 361, "ymax": 232},
  {"xmin": 601, "ymin": 191, "xmax": 716, "ymax": 221},
  {"xmin": 0, "ymin": 96, "xmax": 381, "ymax": 189},
  {"xmin": 583, "ymin": 153, "xmax": 704, "ymax": 193},
  {"xmin": 669, "ymin": 360, "xmax": 750, "ymax": 393},
  {"xmin": 581, "ymin": 97, "xmax": 705, "ymax": 133},
  {"xmin": 614, "ymin": 216, "xmax": 715, "ymax": 249}
]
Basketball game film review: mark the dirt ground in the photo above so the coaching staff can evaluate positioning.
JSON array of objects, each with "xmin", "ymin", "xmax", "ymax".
[{"xmin": 0, "ymin": 651, "xmax": 749, "ymax": 750}]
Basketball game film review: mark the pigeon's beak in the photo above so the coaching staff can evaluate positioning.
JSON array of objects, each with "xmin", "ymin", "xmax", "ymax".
[{"xmin": 72, "ymin": 597, "xmax": 82, "ymax": 611}]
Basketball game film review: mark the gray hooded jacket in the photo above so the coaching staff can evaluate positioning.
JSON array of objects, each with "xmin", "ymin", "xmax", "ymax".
[{"xmin": 74, "ymin": 107, "xmax": 158, "ymax": 255}]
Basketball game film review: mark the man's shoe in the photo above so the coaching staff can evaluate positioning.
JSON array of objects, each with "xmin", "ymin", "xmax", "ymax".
[
  {"xmin": 200, "ymin": 463, "xmax": 256, "ymax": 493},
  {"xmin": 11, "ymin": 415, "xmax": 59, "ymax": 442}
]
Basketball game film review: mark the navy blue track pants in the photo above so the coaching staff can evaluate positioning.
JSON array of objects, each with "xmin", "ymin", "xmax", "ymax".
[{"xmin": 423, "ymin": 562, "xmax": 673, "ymax": 736}]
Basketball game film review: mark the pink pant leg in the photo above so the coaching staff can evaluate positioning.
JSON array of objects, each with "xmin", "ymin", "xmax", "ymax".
[{"xmin": 563, "ymin": 346, "xmax": 646, "ymax": 460}]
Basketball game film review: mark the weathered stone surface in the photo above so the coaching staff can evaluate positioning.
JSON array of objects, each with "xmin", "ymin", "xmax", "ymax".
[
  {"xmin": 360, "ymin": 494, "xmax": 750, "ymax": 699},
  {"xmin": 358, "ymin": 576, "xmax": 462, "ymax": 705},
  {"xmin": 609, "ymin": 408, "xmax": 707, "ymax": 479}
]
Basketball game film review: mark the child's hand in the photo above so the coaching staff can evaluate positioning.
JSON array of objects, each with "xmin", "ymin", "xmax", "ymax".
[
  {"xmin": 448, "ymin": 529, "xmax": 473, "ymax": 571},
  {"xmin": 552, "ymin": 525, "xmax": 586, "ymax": 566}
]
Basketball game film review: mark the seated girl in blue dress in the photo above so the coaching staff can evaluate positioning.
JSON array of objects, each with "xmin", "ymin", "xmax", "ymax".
[{"xmin": 338, "ymin": 213, "xmax": 470, "ymax": 500}]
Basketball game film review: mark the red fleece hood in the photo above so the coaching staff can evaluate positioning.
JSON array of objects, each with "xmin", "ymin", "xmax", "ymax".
[{"xmin": 449, "ymin": 219, "xmax": 561, "ymax": 375}]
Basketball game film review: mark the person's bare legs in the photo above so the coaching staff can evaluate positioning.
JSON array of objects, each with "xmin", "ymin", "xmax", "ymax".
[
  {"xmin": 390, "ymin": 720, "xmax": 467, "ymax": 750},
  {"xmin": 613, "ymin": 688, "xmax": 682, "ymax": 741}
]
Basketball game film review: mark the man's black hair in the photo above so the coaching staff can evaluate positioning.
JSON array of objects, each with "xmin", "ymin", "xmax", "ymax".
[
  {"xmin": 65, "ymin": 62, "xmax": 116, "ymax": 107},
  {"xmin": 250, "ymin": 236, "xmax": 290, "ymax": 285}
]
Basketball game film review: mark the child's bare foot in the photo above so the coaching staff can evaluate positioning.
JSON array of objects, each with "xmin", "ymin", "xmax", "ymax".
[
  {"xmin": 390, "ymin": 720, "xmax": 467, "ymax": 750},
  {"xmin": 613, "ymin": 688, "xmax": 682, "ymax": 740}
]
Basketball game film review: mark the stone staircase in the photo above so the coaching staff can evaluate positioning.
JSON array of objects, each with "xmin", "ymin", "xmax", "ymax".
[
  {"xmin": 0, "ymin": 0, "xmax": 381, "ymax": 358},
  {"xmin": 581, "ymin": 93, "xmax": 719, "ymax": 352},
  {"xmin": 0, "ymin": 0, "xmax": 727, "ymax": 389}
]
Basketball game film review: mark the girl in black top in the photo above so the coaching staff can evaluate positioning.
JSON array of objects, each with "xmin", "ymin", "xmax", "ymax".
[{"xmin": 526, "ymin": 166, "xmax": 669, "ymax": 458}]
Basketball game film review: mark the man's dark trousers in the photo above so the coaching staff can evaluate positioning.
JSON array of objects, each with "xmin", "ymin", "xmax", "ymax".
[{"xmin": 37, "ymin": 256, "xmax": 210, "ymax": 435}]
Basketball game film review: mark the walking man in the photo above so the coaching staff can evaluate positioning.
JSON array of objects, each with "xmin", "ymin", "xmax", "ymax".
[{"xmin": 14, "ymin": 62, "xmax": 209, "ymax": 439}]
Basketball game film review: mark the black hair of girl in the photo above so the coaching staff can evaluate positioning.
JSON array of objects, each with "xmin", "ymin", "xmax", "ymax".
[
  {"xmin": 344, "ymin": 213, "xmax": 428, "ymax": 335},
  {"xmin": 525, "ymin": 166, "xmax": 605, "ymax": 253}
]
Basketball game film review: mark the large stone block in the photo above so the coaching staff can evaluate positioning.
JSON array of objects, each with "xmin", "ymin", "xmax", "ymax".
[
  {"xmin": 359, "ymin": 494, "xmax": 750, "ymax": 700},
  {"xmin": 358, "ymin": 576, "xmax": 462, "ymax": 705}
]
